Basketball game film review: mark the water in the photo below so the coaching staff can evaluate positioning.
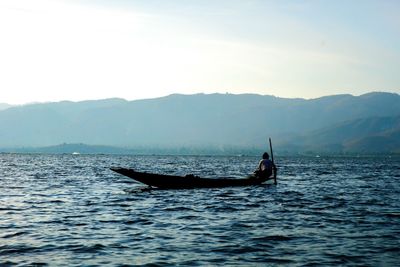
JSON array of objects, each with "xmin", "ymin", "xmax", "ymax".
[{"xmin": 1, "ymin": 154, "xmax": 399, "ymax": 266}]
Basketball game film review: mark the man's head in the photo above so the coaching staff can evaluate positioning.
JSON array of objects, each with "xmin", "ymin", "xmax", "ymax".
[{"xmin": 262, "ymin": 152, "xmax": 270, "ymax": 159}]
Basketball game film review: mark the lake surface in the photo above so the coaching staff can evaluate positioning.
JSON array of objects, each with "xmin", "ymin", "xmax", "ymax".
[{"xmin": 1, "ymin": 154, "xmax": 399, "ymax": 266}]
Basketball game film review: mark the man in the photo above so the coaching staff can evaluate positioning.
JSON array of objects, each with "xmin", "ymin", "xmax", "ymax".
[{"xmin": 254, "ymin": 152, "xmax": 275, "ymax": 179}]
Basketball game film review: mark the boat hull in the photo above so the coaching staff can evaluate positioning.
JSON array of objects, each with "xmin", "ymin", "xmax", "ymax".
[{"xmin": 110, "ymin": 168, "xmax": 269, "ymax": 189}]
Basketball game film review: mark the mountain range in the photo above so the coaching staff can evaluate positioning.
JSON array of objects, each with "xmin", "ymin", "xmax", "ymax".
[
  {"xmin": 0, "ymin": 103, "xmax": 12, "ymax": 111},
  {"xmin": 0, "ymin": 92, "xmax": 399, "ymax": 154}
]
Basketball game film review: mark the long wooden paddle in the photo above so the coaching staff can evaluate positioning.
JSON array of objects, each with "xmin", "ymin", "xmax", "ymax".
[{"xmin": 269, "ymin": 137, "xmax": 277, "ymax": 184}]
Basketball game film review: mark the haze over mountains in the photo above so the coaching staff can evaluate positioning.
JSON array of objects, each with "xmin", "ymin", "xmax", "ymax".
[
  {"xmin": 0, "ymin": 92, "xmax": 399, "ymax": 154},
  {"xmin": 0, "ymin": 103, "xmax": 12, "ymax": 111}
]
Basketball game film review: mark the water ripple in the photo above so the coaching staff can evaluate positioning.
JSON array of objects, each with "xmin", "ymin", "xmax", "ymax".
[{"xmin": 0, "ymin": 154, "xmax": 399, "ymax": 266}]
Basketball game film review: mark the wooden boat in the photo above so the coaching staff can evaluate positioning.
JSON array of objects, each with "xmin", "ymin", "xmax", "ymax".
[{"xmin": 110, "ymin": 167, "xmax": 274, "ymax": 189}]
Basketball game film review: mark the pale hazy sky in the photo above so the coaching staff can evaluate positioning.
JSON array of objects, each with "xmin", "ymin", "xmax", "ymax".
[{"xmin": 0, "ymin": 0, "xmax": 399, "ymax": 104}]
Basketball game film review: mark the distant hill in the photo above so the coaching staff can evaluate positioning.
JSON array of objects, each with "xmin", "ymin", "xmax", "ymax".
[
  {"xmin": 280, "ymin": 115, "xmax": 400, "ymax": 153},
  {"xmin": 3, "ymin": 143, "xmax": 133, "ymax": 155},
  {"xmin": 0, "ymin": 103, "xmax": 12, "ymax": 111},
  {"xmin": 0, "ymin": 92, "xmax": 399, "ymax": 154},
  {"xmin": 1, "ymin": 143, "xmax": 264, "ymax": 155}
]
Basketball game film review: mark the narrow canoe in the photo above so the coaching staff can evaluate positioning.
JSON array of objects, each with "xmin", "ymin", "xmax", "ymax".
[{"xmin": 110, "ymin": 167, "xmax": 272, "ymax": 189}]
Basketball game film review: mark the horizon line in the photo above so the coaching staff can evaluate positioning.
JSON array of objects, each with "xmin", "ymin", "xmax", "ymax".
[{"xmin": 1, "ymin": 90, "xmax": 398, "ymax": 106}]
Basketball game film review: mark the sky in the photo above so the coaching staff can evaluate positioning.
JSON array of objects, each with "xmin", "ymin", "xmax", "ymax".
[{"xmin": 0, "ymin": 0, "xmax": 399, "ymax": 104}]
